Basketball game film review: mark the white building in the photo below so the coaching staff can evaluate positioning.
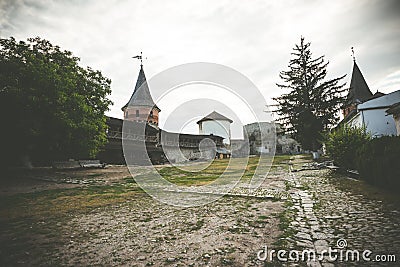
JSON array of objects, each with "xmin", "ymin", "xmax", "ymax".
[
  {"xmin": 197, "ymin": 111, "xmax": 232, "ymax": 145},
  {"xmin": 348, "ymin": 90, "xmax": 400, "ymax": 137},
  {"xmin": 341, "ymin": 59, "xmax": 400, "ymax": 137}
]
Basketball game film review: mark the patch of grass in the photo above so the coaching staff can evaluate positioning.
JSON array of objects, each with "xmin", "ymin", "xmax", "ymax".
[
  {"xmin": 153, "ymin": 155, "xmax": 297, "ymax": 186},
  {"xmin": 139, "ymin": 216, "xmax": 152, "ymax": 222},
  {"xmin": 272, "ymin": 154, "xmax": 292, "ymax": 165},
  {"xmin": 0, "ymin": 184, "xmax": 143, "ymax": 220},
  {"xmin": 273, "ymin": 199, "xmax": 296, "ymax": 250},
  {"xmin": 123, "ymin": 176, "xmax": 136, "ymax": 183},
  {"xmin": 87, "ymin": 173, "xmax": 103, "ymax": 178},
  {"xmin": 284, "ymin": 180, "xmax": 291, "ymax": 191},
  {"xmin": 258, "ymin": 215, "xmax": 268, "ymax": 220},
  {"xmin": 156, "ymin": 157, "xmax": 264, "ymax": 186}
]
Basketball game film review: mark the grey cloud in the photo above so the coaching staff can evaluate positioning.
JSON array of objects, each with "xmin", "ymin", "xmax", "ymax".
[{"xmin": 1, "ymin": 0, "xmax": 399, "ymax": 136}]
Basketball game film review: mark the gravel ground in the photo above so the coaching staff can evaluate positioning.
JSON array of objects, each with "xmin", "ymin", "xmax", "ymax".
[{"xmin": 1, "ymin": 156, "xmax": 399, "ymax": 266}]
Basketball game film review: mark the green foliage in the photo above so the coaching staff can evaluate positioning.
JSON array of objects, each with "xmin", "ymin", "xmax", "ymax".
[
  {"xmin": 274, "ymin": 37, "xmax": 346, "ymax": 150},
  {"xmin": 324, "ymin": 125, "xmax": 371, "ymax": 170},
  {"xmin": 0, "ymin": 37, "xmax": 112, "ymax": 165},
  {"xmin": 326, "ymin": 126, "xmax": 400, "ymax": 189},
  {"xmin": 356, "ymin": 136, "xmax": 400, "ymax": 188}
]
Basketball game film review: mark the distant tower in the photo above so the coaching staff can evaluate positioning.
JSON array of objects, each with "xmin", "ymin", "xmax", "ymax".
[
  {"xmin": 342, "ymin": 58, "xmax": 373, "ymax": 118},
  {"xmin": 197, "ymin": 111, "xmax": 233, "ymax": 144},
  {"xmin": 121, "ymin": 63, "xmax": 160, "ymax": 125}
]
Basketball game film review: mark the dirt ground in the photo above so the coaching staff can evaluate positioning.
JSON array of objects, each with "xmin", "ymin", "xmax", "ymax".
[
  {"xmin": 3, "ymin": 156, "xmax": 398, "ymax": 266},
  {"xmin": 0, "ymin": 163, "xmax": 287, "ymax": 266}
]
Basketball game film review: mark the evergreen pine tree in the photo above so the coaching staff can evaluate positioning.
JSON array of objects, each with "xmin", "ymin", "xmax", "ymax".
[{"xmin": 273, "ymin": 37, "xmax": 346, "ymax": 151}]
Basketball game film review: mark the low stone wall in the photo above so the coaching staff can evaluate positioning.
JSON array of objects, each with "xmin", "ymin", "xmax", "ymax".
[{"xmin": 163, "ymin": 146, "xmax": 216, "ymax": 163}]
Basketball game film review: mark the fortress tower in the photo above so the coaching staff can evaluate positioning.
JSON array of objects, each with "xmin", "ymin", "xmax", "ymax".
[
  {"xmin": 197, "ymin": 111, "xmax": 232, "ymax": 145},
  {"xmin": 121, "ymin": 64, "xmax": 160, "ymax": 126},
  {"xmin": 342, "ymin": 60, "xmax": 373, "ymax": 118}
]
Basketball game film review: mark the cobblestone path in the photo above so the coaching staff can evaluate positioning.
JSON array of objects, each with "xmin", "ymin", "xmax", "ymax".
[{"xmin": 281, "ymin": 156, "xmax": 400, "ymax": 266}]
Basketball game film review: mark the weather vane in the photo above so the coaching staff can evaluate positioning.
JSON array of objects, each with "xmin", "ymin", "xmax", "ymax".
[
  {"xmin": 351, "ymin": 47, "xmax": 356, "ymax": 62},
  {"xmin": 132, "ymin": 51, "xmax": 147, "ymax": 66}
]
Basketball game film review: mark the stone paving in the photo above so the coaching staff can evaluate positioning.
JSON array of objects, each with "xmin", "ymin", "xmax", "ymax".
[{"xmin": 282, "ymin": 156, "xmax": 400, "ymax": 266}]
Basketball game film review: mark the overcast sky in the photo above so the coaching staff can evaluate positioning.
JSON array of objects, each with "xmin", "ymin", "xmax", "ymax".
[{"xmin": 1, "ymin": 0, "xmax": 399, "ymax": 138}]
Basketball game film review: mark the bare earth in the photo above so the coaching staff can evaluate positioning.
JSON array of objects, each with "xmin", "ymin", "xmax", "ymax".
[
  {"xmin": 1, "ymin": 156, "xmax": 399, "ymax": 266},
  {"xmin": 0, "ymin": 163, "xmax": 286, "ymax": 266}
]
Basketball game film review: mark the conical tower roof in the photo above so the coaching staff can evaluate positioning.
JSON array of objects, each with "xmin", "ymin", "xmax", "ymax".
[
  {"xmin": 346, "ymin": 61, "xmax": 373, "ymax": 106},
  {"xmin": 122, "ymin": 65, "xmax": 159, "ymax": 111},
  {"xmin": 197, "ymin": 111, "xmax": 233, "ymax": 124}
]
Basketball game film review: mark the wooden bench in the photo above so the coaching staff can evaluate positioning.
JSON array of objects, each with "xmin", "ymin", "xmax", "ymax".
[
  {"xmin": 79, "ymin": 160, "xmax": 106, "ymax": 168},
  {"xmin": 52, "ymin": 159, "xmax": 106, "ymax": 169}
]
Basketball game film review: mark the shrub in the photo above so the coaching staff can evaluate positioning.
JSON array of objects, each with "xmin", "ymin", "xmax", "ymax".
[
  {"xmin": 356, "ymin": 136, "xmax": 400, "ymax": 188},
  {"xmin": 324, "ymin": 125, "xmax": 371, "ymax": 170}
]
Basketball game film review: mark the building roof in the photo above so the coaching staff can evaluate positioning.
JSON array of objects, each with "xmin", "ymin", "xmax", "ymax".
[
  {"xmin": 358, "ymin": 89, "xmax": 400, "ymax": 110},
  {"xmin": 369, "ymin": 91, "xmax": 385, "ymax": 100},
  {"xmin": 345, "ymin": 61, "xmax": 373, "ymax": 106},
  {"xmin": 106, "ymin": 116, "xmax": 123, "ymax": 127},
  {"xmin": 121, "ymin": 65, "xmax": 160, "ymax": 111},
  {"xmin": 197, "ymin": 111, "xmax": 233, "ymax": 124}
]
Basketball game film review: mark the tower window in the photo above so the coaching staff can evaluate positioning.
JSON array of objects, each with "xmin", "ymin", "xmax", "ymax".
[
  {"xmin": 136, "ymin": 110, "xmax": 139, "ymax": 117},
  {"xmin": 150, "ymin": 110, "xmax": 154, "ymax": 118}
]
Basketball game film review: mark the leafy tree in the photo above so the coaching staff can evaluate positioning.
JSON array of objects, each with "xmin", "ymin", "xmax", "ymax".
[
  {"xmin": 273, "ymin": 37, "xmax": 346, "ymax": 150},
  {"xmin": 0, "ymin": 37, "xmax": 112, "ymax": 167}
]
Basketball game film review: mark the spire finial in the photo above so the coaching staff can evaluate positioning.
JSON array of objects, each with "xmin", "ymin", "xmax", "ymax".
[
  {"xmin": 132, "ymin": 51, "xmax": 146, "ymax": 67},
  {"xmin": 351, "ymin": 47, "xmax": 356, "ymax": 62}
]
